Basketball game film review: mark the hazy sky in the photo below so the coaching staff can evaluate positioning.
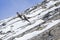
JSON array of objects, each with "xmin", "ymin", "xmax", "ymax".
[{"xmin": 0, "ymin": 0, "xmax": 43, "ymax": 20}]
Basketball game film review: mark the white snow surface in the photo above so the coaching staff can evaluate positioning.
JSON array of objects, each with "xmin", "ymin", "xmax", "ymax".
[
  {"xmin": 3, "ymin": 19, "xmax": 44, "ymax": 40},
  {"xmin": 39, "ymin": 5, "xmax": 60, "ymax": 18},
  {"xmin": 14, "ymin": 19, "xmax": 60, "ymax": 40},
  {"xmin": 46, "ymin": 1, "xmax": 59, "ymax": 8}
]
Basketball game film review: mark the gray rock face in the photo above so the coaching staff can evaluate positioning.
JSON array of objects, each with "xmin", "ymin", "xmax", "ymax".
[{"xmin": 30, "ymin": 23, "xmax": 60, "ymax": 40}]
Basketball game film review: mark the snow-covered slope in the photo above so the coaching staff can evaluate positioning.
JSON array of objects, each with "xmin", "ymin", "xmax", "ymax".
[{"xmin": 0, "ymin": 0, "xmax": 60, "ymax": 40}]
